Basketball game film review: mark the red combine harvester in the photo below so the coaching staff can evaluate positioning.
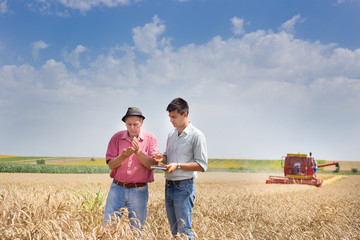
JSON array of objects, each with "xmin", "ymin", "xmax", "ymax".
[{"xmin": 266, "ymin": 153, "xmax": 340, "ymax": 187}]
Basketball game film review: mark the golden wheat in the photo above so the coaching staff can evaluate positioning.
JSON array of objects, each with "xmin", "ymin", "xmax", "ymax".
[{"xmin": 0, "ymin": 172, "xmax": 359, "ymax": 239}]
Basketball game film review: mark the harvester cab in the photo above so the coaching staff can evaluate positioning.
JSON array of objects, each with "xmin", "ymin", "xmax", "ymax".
[
  {"xmin": 266, "ymin": 153, "xmax": 339, "ymax": 187},
  {"xmin": 284, "ymin": 153, "xmax": 316, "ymax": 178}
]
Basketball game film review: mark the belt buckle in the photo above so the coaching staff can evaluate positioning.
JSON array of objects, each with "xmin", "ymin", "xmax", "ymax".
[
  {"xmin": 125, "ymin": 183, "xmax": 135, "ymax": 188},
  {"xmin": 167, "ymin": 180, "xmax": 177, "ymax": 185}
]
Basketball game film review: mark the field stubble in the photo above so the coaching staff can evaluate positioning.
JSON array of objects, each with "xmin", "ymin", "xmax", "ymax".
[{"xmin": 0, "ymin": 172, "xmax": 359, "ymax": 239}]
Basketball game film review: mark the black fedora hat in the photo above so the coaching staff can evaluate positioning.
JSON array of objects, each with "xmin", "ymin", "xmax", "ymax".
[{"xmin": 122, "ymin": 107, "xmax": 145, "ymax": 122}]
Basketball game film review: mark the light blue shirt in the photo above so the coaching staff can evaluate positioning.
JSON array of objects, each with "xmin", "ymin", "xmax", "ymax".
[{"xmin": 164, "ymin": 123, "xmax": 208, "ymax": 180}]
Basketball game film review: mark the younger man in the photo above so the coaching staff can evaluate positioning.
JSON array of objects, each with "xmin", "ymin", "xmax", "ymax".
[{"xmin": 154, "ymin": 98, "xmax": 208, "ymax": 238}]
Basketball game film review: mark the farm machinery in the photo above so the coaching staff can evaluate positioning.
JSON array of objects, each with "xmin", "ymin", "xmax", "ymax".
[{"xmin": 266, "ymin": 153, "xmax": 339, "ymax": 187}]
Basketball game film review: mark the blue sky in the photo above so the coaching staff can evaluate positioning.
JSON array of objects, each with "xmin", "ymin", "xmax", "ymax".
[{"xmin": 1, "ymin": 0, "xmax": 359, "ymax": 161}]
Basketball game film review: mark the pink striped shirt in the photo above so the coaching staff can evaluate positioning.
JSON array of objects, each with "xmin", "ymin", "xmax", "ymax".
[{"xmin": 106, "ymin": 130, "xmax": 159, "ymax": 183}]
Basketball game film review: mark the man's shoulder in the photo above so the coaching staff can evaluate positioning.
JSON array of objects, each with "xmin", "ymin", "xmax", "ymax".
[
  {"xmin": 141, "ymin": 130, "xmax": 157, "ymax": 140},
  {"xmin": 111, "ymin": 130, "xmax": 127, "ymax": 139},
  {"xmin": 188, "ymin": 124, "xmax": 205, "ymax": 137}
]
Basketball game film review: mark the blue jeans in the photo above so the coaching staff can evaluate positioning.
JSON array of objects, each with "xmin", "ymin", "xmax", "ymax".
[
  {"xmin": 103, "ymin": 182, "xmax": 148, "ymax": 228},
  {"xmin": 165, "ymin": 180, "xmax": 196, "ymax": 239}
]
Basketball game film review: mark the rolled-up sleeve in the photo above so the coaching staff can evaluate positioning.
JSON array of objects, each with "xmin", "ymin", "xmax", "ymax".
[
  {"xmin": 194, "ymin": 133, "xmax": 208, "ymax": 172},
  {"xmin": 106, "ymin": 133, "xmax": 119, "ymax": 164},
  {"xmin": 147, "ymin": 135, "xmax": 159, "ymax": 157}
]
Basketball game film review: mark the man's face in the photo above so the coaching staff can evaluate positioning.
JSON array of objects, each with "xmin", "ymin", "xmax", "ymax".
[
  {"xmin": 168, "ymin": 110, "xmax": 187, "ymax": 129},
  {"xmin": 125, "ymin": 116, "xmax": 143, "ymax": 137}
]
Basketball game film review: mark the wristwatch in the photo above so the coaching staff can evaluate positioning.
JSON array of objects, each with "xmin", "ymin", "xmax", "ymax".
[{"xmin": 177, "ymin": 163, "xmax": 181, "ymax": 170}]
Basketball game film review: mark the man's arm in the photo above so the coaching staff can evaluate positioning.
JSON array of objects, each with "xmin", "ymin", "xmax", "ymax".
[
  {"xmin": 154, "ymin": 153, "xmax": 167, "ymax": 164},
  {"xmin": 135, "ymin": 151, "xmax": 157, "ymax": 169},
  {"xmin": 107, "ymin": 147, "xmax": 134, "ymax": 170},
  {"xmin": 132, "ymin": 137, "xmax": 157, "ymax": 169},
  {"xmin": 166, "ymin": 161, "xmax": 203, "ymax": 173}
]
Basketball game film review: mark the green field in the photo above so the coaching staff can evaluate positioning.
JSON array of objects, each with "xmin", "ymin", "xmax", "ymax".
[
  {"xmin": 0, "ymin": 156, "xmax": 109, "ymax": 174},
  {"xmin": 0, "ymin": 163, "xmax": 110, "ymax": 174},
  {"xmin": 0, "ymin": 155, "xmax": 349, "ymax": 174},
  {"xmin": 0, "ymin": 156, "xmax": 77, "ymax": 163}
]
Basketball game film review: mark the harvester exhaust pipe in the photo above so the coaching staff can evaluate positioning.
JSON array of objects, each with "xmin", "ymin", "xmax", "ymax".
[{"xmin": 334, "ymin": 162, "xmax": 340, "ymax": 173}]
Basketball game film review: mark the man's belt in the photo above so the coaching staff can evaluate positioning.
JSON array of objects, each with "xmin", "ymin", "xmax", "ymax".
[
  {"xmin": 113, "ymin": 179, "xmax": 147, "ymax": 188},
  {"xmin": 166, "ymin": 178, "xmax": 193, "ymax": 185}
]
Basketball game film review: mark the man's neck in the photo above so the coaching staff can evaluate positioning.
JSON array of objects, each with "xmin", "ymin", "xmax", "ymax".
[
  {"xmin": 128, "ymin": 132, "xmax": 139, "ymax": 139},
  {"xmin": 177, "ymin": 121, "xmax": 190, "ymax": 135}
]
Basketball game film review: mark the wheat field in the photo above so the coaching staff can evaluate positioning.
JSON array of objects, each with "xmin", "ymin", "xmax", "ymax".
[{"xmin": 0, "ymin": 172, "xmax": 359, "ymax": 239}]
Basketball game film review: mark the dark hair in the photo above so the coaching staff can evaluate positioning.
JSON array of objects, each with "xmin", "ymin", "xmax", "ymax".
[{"xmin": 166, "ymin": 97, "xmax": 189, "ymax": 115}]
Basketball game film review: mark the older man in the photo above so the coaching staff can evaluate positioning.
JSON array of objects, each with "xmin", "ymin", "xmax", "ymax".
[{"xmin": 103, "ymin": 107, "xmax": 159, "ymax": 228}]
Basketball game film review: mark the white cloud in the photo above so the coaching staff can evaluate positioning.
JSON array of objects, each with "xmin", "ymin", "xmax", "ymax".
[
  {"xmin": 63, "ymin": 45, "xmax": 87, "ymax": 68},
  {"xmin": 0, "ymin": 0, "xmax": 8, "ymax": 14},
  {"xmin": 231, "ymin": 17, "xmax": 245, "ymax": 35},
  {"xmin": 279, "ymin": 14, "xmax": 305, "ymax": 33},
  {"xmin": 132, "ymin": 15, "xmax": 170, "ymax": 54},
  {"xmin": 58, "ymin": 0, "xmax": 134, "ymax": 12},
  {"xmin": 28, "ymin": 0, "xmax": 140, "ymax": 14},
  {"xmin": 32, "ymin": 41, "xmax": 49, "ymax": 60},
  {"xmin": 86, "ymin": 50, "xmax": 140, "ymax": 88},
  {"xmin": 1, "ymin": 16, "xmax": 360, "ymax": 160}
]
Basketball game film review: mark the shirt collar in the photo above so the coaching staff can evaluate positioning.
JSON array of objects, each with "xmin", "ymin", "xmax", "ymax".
[
  {"xmin": 121, "ymin": 130, "xmax": 144, "ymax": 141},
  {"xmin": 179, "ymin": 122, "xmax": 192, "ymax": 136}
]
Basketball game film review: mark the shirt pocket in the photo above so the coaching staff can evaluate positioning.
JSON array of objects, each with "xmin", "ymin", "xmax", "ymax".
[{"xmin": 179, "ymin": 143, "xmax": 193, "ymax": 159}]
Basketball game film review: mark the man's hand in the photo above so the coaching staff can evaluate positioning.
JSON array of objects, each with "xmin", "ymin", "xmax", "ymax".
[
  {"xmin": 121, "ymin": 147, "xmax": 135, "ymax": 158},
  {"xmin": 108, "ymin": 147, "xmax": 134, "ymax": 170},
  {"xmin": 153, "ymin": 153, "xmax": 164, "ymax": 163},
  {"xmin": 166, "ymin": 163, "xmax": 178, "ymax": 173},
  {"xmin": 132, "ymin": 137, "xmax": 140, "ymax": 155}
]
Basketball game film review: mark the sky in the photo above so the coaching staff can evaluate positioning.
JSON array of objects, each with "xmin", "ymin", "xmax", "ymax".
[{"xmin": 0, "ymin": 0, "xmax": 359, "ymax": 161}]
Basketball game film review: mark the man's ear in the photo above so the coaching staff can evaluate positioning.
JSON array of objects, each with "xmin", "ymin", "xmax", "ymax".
[{"xmin": 183, "ymin": 112, "xmax": 188, "ymax": 118}]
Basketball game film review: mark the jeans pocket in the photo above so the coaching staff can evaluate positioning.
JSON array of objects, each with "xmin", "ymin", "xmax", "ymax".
[
  {"xmin": 135, "ymin": 185, "xmax": 148, "ymax": 193},
  {"xmin": 175, "ymin": 181, "xmax": 192, "ymax": 193}
]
